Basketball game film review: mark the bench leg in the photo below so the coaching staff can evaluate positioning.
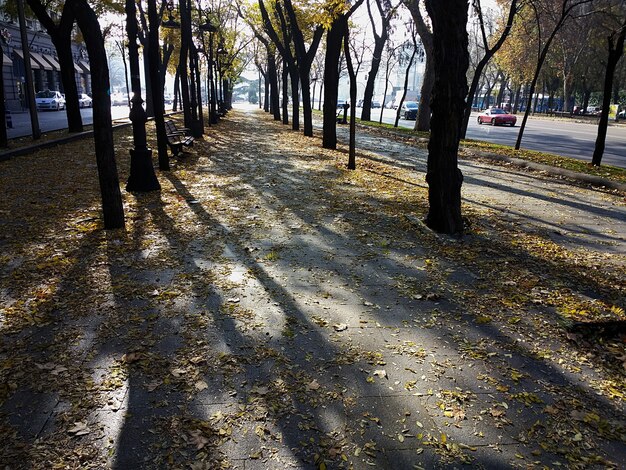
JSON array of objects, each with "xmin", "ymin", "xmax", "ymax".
[{"xmin": 169, "ymin": 144, "xmax": 181, "ymax": 157}]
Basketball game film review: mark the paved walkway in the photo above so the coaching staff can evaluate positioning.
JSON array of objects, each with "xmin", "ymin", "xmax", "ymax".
[{"xmin": 0, "ymin": 106, "xmax": 625, "ymax": 469}]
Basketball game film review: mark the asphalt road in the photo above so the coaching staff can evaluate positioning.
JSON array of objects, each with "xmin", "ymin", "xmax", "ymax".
[
  {"xmin": 379, "ymin": 108, "xmax": 626, "ymax": 169},
  {"xmin": 6, "ymin": 105, "xmax": 132, "ymax": 138},
  {"xmin": 6, "ymin": 105, "xmax": 626, "ymax": 169}
]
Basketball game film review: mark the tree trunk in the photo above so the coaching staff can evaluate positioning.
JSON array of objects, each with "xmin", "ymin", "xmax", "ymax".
[
  {"xmin": 147, "ymin": 0, "xmax": 169, "ymax": 170},
  {"xmin": 360, "ymin": 37, "xmax": 386, "ymax": 122},
  {"xmin": 424, "ymin": 0, "xmax": 468, "ymax": 236},
  {"xmin": 173, "ymin": 67, "xmax": 180, "ymax": 112},
  {"xmin": 178, "ymin": 0, "xmax": 192, "ymax": 128},
  {"xmin": 512, "ymin": 83, "xmax": 522, "ymax": 113},
  {"xmin": 281, "ymin": 64, "xmax": 289, "ymax": 125},
  {"xmin": 71, "ymin": 0, "xmax": 124, "ymax": 229},
  {"xmin": 142, "ymin": 46, "xmax": 154, "ymax": 117},
  {"xmin": 461, "ymin": 56, "xmax": 489, "ymax": 136},
  {"xmin": 268, "ymin": 52, "xmax": 280, "ymax": 121},
  {"xmin": 55, "ymin": 41, "xmax": 83, "ymax": 132},
  {"xmin": 322, "ymin": 16, "xmax": 345, "ymax": 149},
  {"xmin": 343, "ymin": 20, "xmax": 357, "ymax": 169},
  {"xmin": 0, "ymin": 67, "xmax": 6, "ymax": 147},
  {"xmin": 496, "ymin": 74, "xmax": 506, "ymax": 107},
  {"xmin": 592, "ymin": 20, "xmax": 625, "ymax": 166},
  {"xmin": 379, "ymin": 72, "xmax": 390, "ymax": 124},
  {"xmin": 415, "ymin": 53, "xmax": 434, "ymax": 132},
  {"xmin": 318, "ymin": 82, "xmax": 323, "ymax": 110},
  {"xmin": 395, "ymin": 46, "xmax": 417, "ymax": 128},
  {"xmin": 289, "ymin": 67, "xmax": 300, "ymax": 131}
]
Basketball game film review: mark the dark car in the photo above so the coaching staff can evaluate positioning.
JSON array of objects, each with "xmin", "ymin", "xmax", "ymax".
[
  {"xmin": 401, "ymin": 101, "xmax": 419, "ymax": 120},
  {"xmin": 477, "ymin": 107, "xmax": 517, "ymax": 126}
]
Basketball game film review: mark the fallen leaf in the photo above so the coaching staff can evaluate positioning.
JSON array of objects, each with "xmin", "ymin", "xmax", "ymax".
[
  {"xmin": 194, "ymin": 380, "xmax": 209, "ymax": 392},
  {"xmin": 170, "ymin": 368, "xmax": 187, "ymax": 377},
  {"xmin": 333, "ymin": 323, "xmax": 348, "ymax": 331},
  {"xmin": 373, "ymin": 369, "xmax": 388, "ymax": 379},
  {"xmin": 68, "ymin": 422, "xmax": 90, "ymax": 436},
  {"xmin": 308, "ymin": 379, "xmax": 321, "ymax": 390}
]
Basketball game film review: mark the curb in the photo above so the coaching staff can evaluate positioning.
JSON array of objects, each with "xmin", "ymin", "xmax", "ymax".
[
  {"xmin": 354, "ymin": 122, "xmax": 626, "ymax": 194},
  {"xmin": 471, "ymin": 151, "xmax": 626, "ymax": 193},
  {"xmin": 0, "ymin": 121, "xmax": 132, "ymax": 162},
  {"xmin": 0, "ymin": 111, "xmax": 183, "ymax": 162}
]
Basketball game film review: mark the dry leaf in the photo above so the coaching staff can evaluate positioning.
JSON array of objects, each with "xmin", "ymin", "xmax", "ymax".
[
  {"xmin": 68, "ymin": 422, "xmax": 90, "ymax": 436},
  {"xmin": 308, "ymin": 379, "xmax": 321, "ymax": 390},
  {"xmin": 373, "ymin": 369, "xmax": 388, "ymax": 379}
]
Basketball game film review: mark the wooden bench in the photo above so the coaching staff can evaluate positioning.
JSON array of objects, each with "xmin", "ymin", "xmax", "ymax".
[{"xmin": 164, "ymin": 119, "xmax": 194, "ymax": 156}]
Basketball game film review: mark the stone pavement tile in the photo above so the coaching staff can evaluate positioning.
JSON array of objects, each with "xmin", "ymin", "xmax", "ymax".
[
  {"xmin": 1, "ymin": 389, "xmax": 58, "ymax": 439},
  {"xmin": 373, "ymin": 447, "xmax": 440, "ymax": 470},
  {"xmin": 423, "ymin": 390, "xmax": 545, "ymax": 448}
]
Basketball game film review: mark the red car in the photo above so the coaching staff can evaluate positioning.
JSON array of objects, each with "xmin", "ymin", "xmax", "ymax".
[{"xmin": 477, "ymin": 108, "xmax": 517, "ymax": 126}]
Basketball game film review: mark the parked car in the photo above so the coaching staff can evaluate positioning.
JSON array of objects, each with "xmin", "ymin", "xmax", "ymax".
[
  {"xmin": 35, "ymin": 90, "xmax": 66, "ymax": 111},
  {"xmin": 336, "ymin": 99, "xmax": 347, "ymax": 109},
  {"xmin": 110, "ymin": 92, "xmax": 127, "ymax": 106},
  {"xmin": 401, "ymin": 101, "xmax": 419, "ymax": 120},
  {"xmin": 477, "ymin": 107, "xmax": 517, "ymax": 126},
  {"xmin": 78, "ymin": 93, "xmax": 92, "ymax": 108},
  {"xmin": 618, "ymin": 109, "xmax": 626, "ymax": 119},
  {"xmin": 371, "ymin": 101, "xmax": 381, "ymax": 108}
]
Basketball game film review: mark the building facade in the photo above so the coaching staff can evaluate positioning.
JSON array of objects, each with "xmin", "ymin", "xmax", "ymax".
[{"xmin": 1, "ymin": 12, "xmax": 91, "ymax": 112}]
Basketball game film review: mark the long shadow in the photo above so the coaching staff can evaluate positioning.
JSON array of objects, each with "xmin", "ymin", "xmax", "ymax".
[
  {"xmin": 155, "ymin": 171, "xmax": 398, "ymax": 466},
  {"xmin": 104, "ymin": 193, "xmax": 226, "ymax": 469},
  {"xmin": 145, "ymin": 110, "xmax": 626, "ymax": 466},
  {"xmin": 4, "ymin": 107, "xmax": 623, "ymax": 468}
]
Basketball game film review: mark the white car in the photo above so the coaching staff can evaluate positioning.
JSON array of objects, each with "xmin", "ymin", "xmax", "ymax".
[
  {"xmin": 78, "ymin": 93, "xmax": 92, "ymax": 108},
  {"xmin": 110, "ymin": 93, "xmax": 127, "ymax": 106},
  {"xmin": 35, "ymin": 90, "xmax": 66, "ymax": 111}
]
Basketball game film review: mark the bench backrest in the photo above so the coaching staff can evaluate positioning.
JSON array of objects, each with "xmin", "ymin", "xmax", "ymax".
[{"xmin": 164, "ymin": 120, "xmax": 177, "ymax": 134}]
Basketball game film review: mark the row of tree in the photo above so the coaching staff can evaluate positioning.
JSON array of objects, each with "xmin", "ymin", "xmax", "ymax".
[
  {"xmin": 0, "ymin": 0, "xmax": 249, "ymax": 230},
  {"xmin": 247, "ymin": 0, "xmax": 624, "ymax": 234},
  {"xmin": 2, "ymin": 1, "xmax": 624, "ymax": 236}
]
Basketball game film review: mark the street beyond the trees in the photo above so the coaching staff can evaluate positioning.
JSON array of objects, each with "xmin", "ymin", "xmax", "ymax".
[{"xmin": 0, "ymin": 105, "xmax": 624, "ymax": 468}]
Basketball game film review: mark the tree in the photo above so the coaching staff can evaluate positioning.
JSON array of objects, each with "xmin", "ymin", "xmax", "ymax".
[
  {"xmin": 343, "ymin": 17, "xmax": 358, "ymax": 169},
  {"xmin": 461, "ymin": 0, "xmax": 518, "ymax": 138},
  {"xmin": 423, "ymin": 0, "xmax": 469, "ymax": 235},
  {"xmin": 378, "ymin": 41, "xmax": 401, "ymax": 123},
  {"xmin": 259, "ymin": 0, "xmax": 300, "ymax": 131},
  {"xmin": 283, "ymin": 0, "xmax": 324, "ymax": 137},
  {"xmin": 70, "ymin": 0, "xmax": 125, "ymax": 229},
  {"xmin": 321, "ymin": 0, "xmax": 364, "ymax": 150},
  {"xmin": 515, "ymin": 0, "xmax": 595, "ymax": 150},
  {"xmin": 361, "ymin": 0, "xmax": 398, "ymax": 121},
  {"xmin": 239, "ymin": 2, "xmax": 282, "ymax": 120},
  {"xmin": 26, "ymin": 0, "xmax": 84, "ymax": 133},
  {"xmin": 146, "ymin": 0, "xmax": 170, "ymax": 171},
  {"xmin": 403, "ymin": 0, "xmax": 434, "ymax": 131},
  {"xmin": 322, "ymin": 15, "xmax": 346, "ymax": 148},
  {"xmin": 394, "ymin": 25, "xmax": 421, "ymax": 127},
  {"xmin": 592, "ymin": 5, "xmax": 625, "ymax": 165}
]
